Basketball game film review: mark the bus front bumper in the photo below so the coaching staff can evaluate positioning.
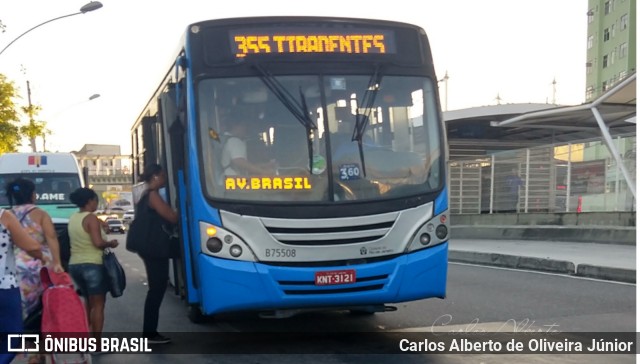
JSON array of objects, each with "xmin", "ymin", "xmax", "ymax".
[{"xmin": 196, "ymin": 242, "xmax": 448, "ymax": 315}]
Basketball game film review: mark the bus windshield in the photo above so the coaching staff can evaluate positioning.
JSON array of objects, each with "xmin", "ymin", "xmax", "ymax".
[
  {"xmin": 0, "ymin": 173, "xmax": 80, "ymax": 206},
  {"xmin": 199, "ymin": 74, "xmax": 442, "ymax": 203}
]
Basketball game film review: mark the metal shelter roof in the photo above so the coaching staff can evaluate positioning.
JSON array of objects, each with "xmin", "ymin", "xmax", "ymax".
[
  {"xmin": 444, "ymin": 73, "xmax": 636, "ymax": 160},
  {"xmin": 490, "ymin": 73, "xmax": 636, "ymax": 139},
  {"xmin": 487, "ymin": 72, "xmax": 636, "ymax": 198}
]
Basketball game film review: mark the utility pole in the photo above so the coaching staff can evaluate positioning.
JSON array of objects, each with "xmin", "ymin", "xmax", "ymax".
[
  {"xmin": 26, "ymin": 80, "xmax": 37, "ymax": 152},
  {"xmin": 551, "ymin": 77, "xmax": 557, "ymax": 105},
  {"xmin": 495, "ymin": 93, "xmax": 502, "ymax": 105},
  {"xmin": 42, "ymin": 129, "xmax": 49, "ymax": 152},
  {"xmin": 439, "ymin": 71, "xmax": 449, "ymax": 111}
]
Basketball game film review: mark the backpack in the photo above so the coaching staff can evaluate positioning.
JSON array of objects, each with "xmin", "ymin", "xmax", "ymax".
[{"xmin": 40, "ymin": 267, "xmax": 90, "ymax": 336}]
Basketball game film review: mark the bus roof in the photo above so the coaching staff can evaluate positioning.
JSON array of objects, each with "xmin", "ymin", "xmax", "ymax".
[{"xmin": 188, "ymin": 16, "xmax": 424, "ymax": 31}]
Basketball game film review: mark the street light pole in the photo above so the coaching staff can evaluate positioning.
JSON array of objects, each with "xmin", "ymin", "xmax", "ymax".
[{"xmin": 0, "ymin": 1, "xmax": 103, "ymax": 57}]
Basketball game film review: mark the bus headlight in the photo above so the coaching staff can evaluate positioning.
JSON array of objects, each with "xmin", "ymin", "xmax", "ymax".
[
  {"xmin": 199, "ymin": 221, "xmax": 256, "ymax": 261},
  {"xmin": 435, "ymin": 225, "xmax": 448, "ymax": 240},
  {"xmin": 206, "ymin": 237, "xmax": 223, "ymax": 253},
  {"xmin": 406, "ymin": 212, "xmax": 449, "ymax": 253},
  {"xmin": 419, "ymin": 233, "xmax": 431, "ymax": 245},
  {"xmin": 230, "ymin": 245, "xmax": 243, "ymax": 257}
]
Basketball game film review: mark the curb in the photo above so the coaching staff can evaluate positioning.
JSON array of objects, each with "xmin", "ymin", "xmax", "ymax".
[
  {"xmin": 451, "ymin": 225, "xmax": 636, "ymax": 245},
  {"xmin": 576, "ymin": 264, "xmax": 636, "ymax": 283},
  {"xmin": 449, "ymin": 251, "xmax": 636, "ymax": 283},
  {"xmin": 449, "ymin": 251, "xmax": 575, "ymax": 274}
]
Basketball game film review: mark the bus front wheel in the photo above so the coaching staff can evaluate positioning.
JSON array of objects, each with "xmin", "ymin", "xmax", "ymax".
[{"xmin": 188, "ymin": 304, "xmax": 205, "ymax": 324}]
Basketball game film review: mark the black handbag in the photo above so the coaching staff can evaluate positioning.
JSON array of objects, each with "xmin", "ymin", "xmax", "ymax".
[
  {"xmin": 125, "ymin": 195, "xmax": 150, "ymax": 254},
  {"xmin": 103, "ymin": 248, "xmax": 126, "ymax": 298},
  {"xmin": 126, "ymin": 193, "xmax": 177, "ymax": 259}
]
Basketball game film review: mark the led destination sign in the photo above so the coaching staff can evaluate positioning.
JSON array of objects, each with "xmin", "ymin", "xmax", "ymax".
[
  {"xmin": 225, "ymin": 177, "xmax": 312, "ymax": 191},
  {"xmin": 231, "ymin": 29, "xmax": 396, "ymax": 58}
]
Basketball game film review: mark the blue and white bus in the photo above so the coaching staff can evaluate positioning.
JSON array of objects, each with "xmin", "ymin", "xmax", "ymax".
[{"xmin": 131, "ymin": 16, "xmax": 449, "ymax": 321}]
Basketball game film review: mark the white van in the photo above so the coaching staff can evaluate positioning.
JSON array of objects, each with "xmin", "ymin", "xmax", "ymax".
[
  {"xmin": 0, "ymin": 152, "xmax": 86, "ymax": 220},
  {"xmin": 0, "ymin": 152, "xmax": 87, "ymax": 270}
]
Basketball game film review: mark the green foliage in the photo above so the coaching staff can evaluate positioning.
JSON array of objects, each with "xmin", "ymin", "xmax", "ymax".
[
  {"xmin": 20, "ymin": 116, "xmax": 46, "ymax": 152},
  {"xmin": 0, "ymin": 74, "xmax": 22, "ymax": 153},
  {"xmin": 21, "ymin": 104, "xmax": 46, "ymax": 138}
]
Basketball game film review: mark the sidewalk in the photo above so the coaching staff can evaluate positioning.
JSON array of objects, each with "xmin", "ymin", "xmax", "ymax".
[{"xmin": 449, "ymin": 238, "xmax": 636, "ymax": 283}]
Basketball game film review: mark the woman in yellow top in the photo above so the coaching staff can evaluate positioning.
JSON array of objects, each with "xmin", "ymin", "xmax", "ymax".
[{"xmin": 67, "ymin": 188, "xmax": 118, "ymax": 337}]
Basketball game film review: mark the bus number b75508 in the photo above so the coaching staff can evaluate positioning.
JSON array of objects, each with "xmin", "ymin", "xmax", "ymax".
[{"xmin": 265, "ymin": 248, "xmax": 297, "ymax": 258}]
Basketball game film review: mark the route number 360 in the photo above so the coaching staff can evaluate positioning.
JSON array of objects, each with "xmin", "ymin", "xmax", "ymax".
[{"xmin": 339, "ymin": 164, "xmax": 361, "ymax": 181}]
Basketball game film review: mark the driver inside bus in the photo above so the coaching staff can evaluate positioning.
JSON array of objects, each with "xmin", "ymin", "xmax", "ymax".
[{"xmin": 221, "ymin": 116, "xmax": 275, "ymax": 176}]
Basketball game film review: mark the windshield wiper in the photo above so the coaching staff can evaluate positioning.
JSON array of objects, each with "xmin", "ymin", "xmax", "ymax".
[
  {"xmin": 351, "ymin": 65, "xmax": 383, "ymax": 177},
  {"xmin": 254, "ymin": 65, "xmax": 317, "ymax": 172},
  {"xmin": 298, "ymin": 87, "xmax": 316, "ymax": 173}
]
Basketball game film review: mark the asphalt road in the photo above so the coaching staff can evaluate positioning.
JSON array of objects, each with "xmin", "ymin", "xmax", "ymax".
[{"xmin": 83, "ymin": 233, "xmax": 636, "ymax": 363}]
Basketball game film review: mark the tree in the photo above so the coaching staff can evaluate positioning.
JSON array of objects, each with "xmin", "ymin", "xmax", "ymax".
[
  {"xmin": 21, "ymin": 103, "xmax": 46, "ymax": 152},
  {"xmin": 0, "ymin": 22, "xmax": 41, "ymax": 152},
  {"xmin": 0, "ymin": 74, "xmax": 23, "ymax": 153}
]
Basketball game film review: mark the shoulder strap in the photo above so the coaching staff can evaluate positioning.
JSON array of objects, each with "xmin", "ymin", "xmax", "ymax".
[
  {"xmin": 40, "ymin": 266, "xmax": 73, "ymax": 288},
  {"xmin": 9, "ymin": 206, "xmax": 38, "ymax": 224},
  {"xmin": 18, "ymin": 206, "xmax": 38, "ymax": 224},
  {"xmin": 40, "ymin": 266, "xmax": 53, "ymax": 288},
  {"xmin": 134, "ymin": 192, "xmax": 151, "ymax": 218}
]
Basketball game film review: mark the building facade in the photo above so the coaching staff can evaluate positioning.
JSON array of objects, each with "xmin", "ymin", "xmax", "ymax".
[
  {"xmin": 73, "ymin": 144, "xmax": 133, "ymax": 211},
  {"xmin": 585, "ymin": 0, "xmax": 636, "ymax": 101}
]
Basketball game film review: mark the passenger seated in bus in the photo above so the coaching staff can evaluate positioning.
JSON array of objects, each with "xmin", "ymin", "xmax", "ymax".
[
  {"xmin": 220, "ymin": 117, "xmax": 275, "ymax": 176},
  {"xmin": 330, "ymin": 119, "xmax": 379, "ymax": 168},
  {"xmin": 272, "ymin": 126, "xmax": 312, "ymax": 175},
  {"xmin": 329, "ymin": 119, "xmax": 427, "ymax": 195}
]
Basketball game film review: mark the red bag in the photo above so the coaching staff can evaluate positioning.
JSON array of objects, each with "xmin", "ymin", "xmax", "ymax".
[{"xmin": 40, "ymin": 267, "xmax": 90, "ymax": 337}]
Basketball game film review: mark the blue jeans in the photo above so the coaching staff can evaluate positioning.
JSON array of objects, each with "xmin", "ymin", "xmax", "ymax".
[
  {"xmin": 0, "ymin": 287, "xmax": 22, "ymax": 364},
  {"xmin": 69, "ymin": 263, "xmax": 108, "ymax": 297}
]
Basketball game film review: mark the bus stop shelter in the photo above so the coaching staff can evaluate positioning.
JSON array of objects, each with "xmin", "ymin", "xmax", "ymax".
[
  {"xmin": 490, "ymin": 73, "xmax": 636, "ymax": 198},
  {"xmin": 446, "ymin": 73, "xmax": 636, "ymax": 213}
]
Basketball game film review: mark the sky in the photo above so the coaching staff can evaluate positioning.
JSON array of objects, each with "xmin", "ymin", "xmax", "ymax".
[{"xmin": 0, "ymin": 0, "xmax": 588, "ymax": 155}]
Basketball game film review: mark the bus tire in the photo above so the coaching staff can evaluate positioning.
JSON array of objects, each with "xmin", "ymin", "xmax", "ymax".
[{"xmin": 188, "ymin": 305, "xmax": 205, "ymax": 324}]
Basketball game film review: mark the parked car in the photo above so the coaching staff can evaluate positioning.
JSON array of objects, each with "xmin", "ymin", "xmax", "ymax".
[
  {"xmin": 97, "ymin": 213, "xmax": 119, "ymax": 222},
  {"xmin": 122, "ymin": 210, "xmax": 135, "ymax": 223},
  {"xmin": 106, "ymin": 219, "xmax": 126, "ymax": 234}
]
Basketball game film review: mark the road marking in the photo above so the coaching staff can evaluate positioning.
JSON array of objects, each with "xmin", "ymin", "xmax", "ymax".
[
  {"xmin": 450, "ymin": 262, "xmax": 635, "ymax": 286},
  {"xmin": 390, "ymin": 320, "xmax": 555, "ymax": 333}
]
